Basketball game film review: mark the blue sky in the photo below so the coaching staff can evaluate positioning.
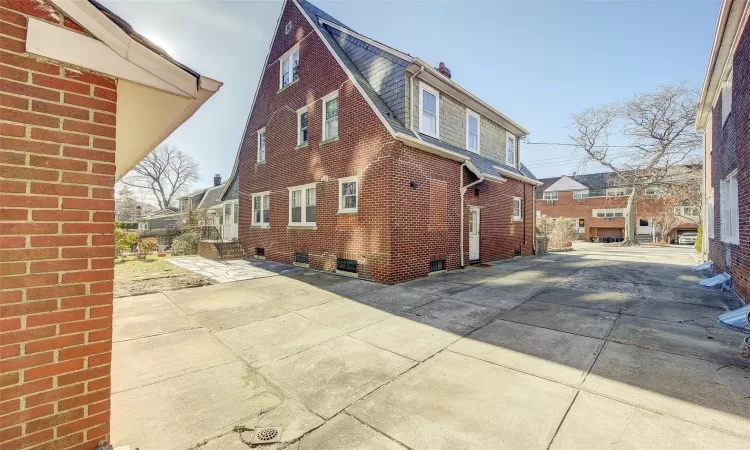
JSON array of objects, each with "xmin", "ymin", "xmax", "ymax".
[{"xmin": 103, "ymin": 0, "xmax": 720, "ymax": 186}]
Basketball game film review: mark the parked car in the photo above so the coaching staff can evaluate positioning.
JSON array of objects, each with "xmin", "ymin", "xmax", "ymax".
[{"xmin": 678, "ymin": 232, "xmax": 698, "ymax": 245}]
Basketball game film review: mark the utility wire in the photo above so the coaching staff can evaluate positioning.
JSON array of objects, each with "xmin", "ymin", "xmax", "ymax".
[{"xmin": 525, "ymin": 141, "xmax": 633, "ymax": 148}]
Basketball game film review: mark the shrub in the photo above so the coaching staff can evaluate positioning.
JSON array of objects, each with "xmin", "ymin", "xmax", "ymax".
[
  {"xmin": 115, "ymin": 228, "xmax": 138, "ymax": 257},
  {"xmin": 115, "ymin": 221, "xmax": 138, "ymax": 230},
  {"xmin": 695, "ymin": 225, "xmax": 703, "ymax": 254},
  {"xmin": 172, "ymin": 232, "xmax": 200, "ymax": 256},
  {"xmin": 138, "ymin": 237, "xmax": 158, "ymax": 259}
]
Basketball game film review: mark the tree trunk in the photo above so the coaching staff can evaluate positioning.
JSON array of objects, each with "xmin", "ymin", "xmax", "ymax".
[{"xmin": 622, "ymin": 190, "xmax": 638, "ymax": 246}]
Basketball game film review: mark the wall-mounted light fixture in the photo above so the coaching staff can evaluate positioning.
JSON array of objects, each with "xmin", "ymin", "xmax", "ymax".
[{"xmin": 410, "ymin": 182, "xmax": 419, "ymax": 189}]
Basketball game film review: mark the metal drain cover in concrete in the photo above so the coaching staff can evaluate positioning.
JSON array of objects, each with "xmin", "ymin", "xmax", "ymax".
[{"xmin": 250, "ymin": 426, "xmax": 282, "ymax": 444}]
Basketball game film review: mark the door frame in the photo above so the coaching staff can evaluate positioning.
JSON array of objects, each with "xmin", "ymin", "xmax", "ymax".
[
  {"xmin": 469, "ymin": 206, "xmax": 481, "ymax": 262},
  {"xmin": 222, "ymin": 200, "xmax": 239, "ymax": 240}
]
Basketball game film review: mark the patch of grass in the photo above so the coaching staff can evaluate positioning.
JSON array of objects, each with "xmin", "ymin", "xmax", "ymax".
[{"xmin": 115, "ymin": 255, "xmax": 212, "ymax": 297}]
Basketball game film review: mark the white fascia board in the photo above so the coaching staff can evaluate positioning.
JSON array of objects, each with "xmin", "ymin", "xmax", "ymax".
[
  {"xmin": 493, "ymin": 166, "xmax": 542, "ymax": 186},
  {"xmin": 49, "ymin": 0, "xmax": 130, "ymax": 57},
  {"xmin": 317, "ymin": 19, "xmax": 414, "ymax": 62},
  {"xmin": 220, "ymin": 0, "xmax": 289, "ymax": 201},
  {"xmin": 125, "ymin": 39, "xmax": 198, "ymax": 97},
  {"xmin": 26, "ymin": 18, "xmax": 193, "ymax": 97}
]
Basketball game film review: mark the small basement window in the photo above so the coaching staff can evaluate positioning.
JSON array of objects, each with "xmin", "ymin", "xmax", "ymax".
[
  {"xmin": 429, "ymin": 259, "xmax": 445, "ymax": 273},
  {"xmin": 336, "ymin": 258, "xmax": 357, "ymax": 273},
  {"xmin": 295, "ymin": 252, "xmax": 309, "ymax": 264},
  {"xmin": 255, "ymin": 247, "xmax": 265, "ymax": 257}
]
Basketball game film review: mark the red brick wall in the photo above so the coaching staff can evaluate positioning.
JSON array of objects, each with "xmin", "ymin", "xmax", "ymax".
[
  {"xmin": 708, "ymin": 18, "xmax": 750, "ymax": 301},
  {"xmin": 1, "ymin": 2, "xmax": 116, "ymax": 449},
  {"xmin": 237, "ymin": 0, "xmax": 535, "ymax": 284}
]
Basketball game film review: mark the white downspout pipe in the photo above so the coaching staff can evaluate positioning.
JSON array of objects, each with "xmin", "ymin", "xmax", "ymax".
[
  {"xmin": 460, "ymin": 163, "xmax": 484, "ymax": 268},
  {"xmin": 409, "ymin": 66, "xmax": 424, "ymax": 139}
]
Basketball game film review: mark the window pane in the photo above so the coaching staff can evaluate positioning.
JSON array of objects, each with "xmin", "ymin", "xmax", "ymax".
[
  {"xmin": 263, "ymin": 195, "xmax": 270, "ymax": 223},
  {"xmin": 282, "ymin": 58, "xmax": 290, "ymax": 86},
  {"xmin": 468, "ymin": 115, "xmax": 478, "ymax": 134},
  {"xmin": 292, "ymin": 190, "xmax": 301, "ymax": 207},
  {"xmin": 306, "ymin": 205, "xmax": 316, "ymax": 223},
  {"xmin": 300, "ymin": 112, "xmax": 308, "ymax": 128},
  {"xmin": 306, "ymin": 188, "xmax": 316, "ymax": 206},
  {"xmin": 233, "ymin": 203, "xmax": 238, "ymax": 223},
  {"xmin": 326, "ymin": 98, "xmax": 338, "ymax": 120},
  {"xmin": 326, "ymin": 119, "xmax": 338, "ymax": 140},
  {"xmin": 423, "ymin": 90, "xmax": 436, "ymax": 114},
  {"xmin": 292, "ymin": 51, "xmax": 299, "ymax": 81},
  {"xmin": 291, "ymin": 207, "xmax": 301, "ymax": 222},
  {"xmin": 468, "ymin": 133, "xmax": 477, "ymax": 150},
  {"xmin": 422, "ymin": 112, "xmax": 436, "ymax": 134}
]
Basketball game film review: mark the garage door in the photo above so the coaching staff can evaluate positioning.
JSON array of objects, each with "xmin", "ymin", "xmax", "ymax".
[{"xmin": 598, "ymin": 228, "xmax": 623, "ymax": 238}]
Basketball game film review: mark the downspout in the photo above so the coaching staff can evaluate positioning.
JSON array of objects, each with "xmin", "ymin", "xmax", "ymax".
[
  {"xmin": 409, "ymin": 65, "xmax": 424, "ymax": 139},
  {"xmin": 460, "ymin": 163, "xmax": 484, "ymax": 268},
  {"xmin": 532, "ymin": 185, "xmax": 537, "ymax": 254}
]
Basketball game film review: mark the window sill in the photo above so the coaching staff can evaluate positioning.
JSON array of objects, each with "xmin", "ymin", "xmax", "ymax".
[
  {"xmin": 513, "ymin": 218, "xmax": 523, "ymax": 222},
  {"xmin": 256, "ymin": 160, "xmax": 266, "ymax": 165},
  {"xmin": 277, "ymin": 79, "xmax": 298, "ymax": 94},
  {"xmin": 295, "ymin": 142, "xmax": 309, "ymax": 150},
  {"xmin": 319, "ymin": 136, "xmax": 339, "ymax": 147},
  {"xmin": 420, "ymin": 130, "xmax": 438, "ymax": 139},
  {"xmin": 721, "ymin": 238, "xmax": 739, "ymax": 246},
  {"xmin": 287, "ymin": 224, "xmax": 317, "ymax": 230},
  {"xmin": 251, "ymin": 224, "xmax": 270, "ymax": 229},
  {"xmin": 338, "ymin": 210, "xmax": 358, "ymax": 215}
]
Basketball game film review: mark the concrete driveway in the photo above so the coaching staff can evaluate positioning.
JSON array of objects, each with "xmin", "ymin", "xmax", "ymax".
[{"xmin": 111, "ymin": 244, "xmax": 749, "ymax": 450}]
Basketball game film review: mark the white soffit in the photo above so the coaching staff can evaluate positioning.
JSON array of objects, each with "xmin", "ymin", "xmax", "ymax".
[
  {"xmin": 26, "ymin": 18, "xmax": 194, "ymax": 98},
  {"xmin": 544, "ymin": 176, "xmax": 588, "ymax": 192}
]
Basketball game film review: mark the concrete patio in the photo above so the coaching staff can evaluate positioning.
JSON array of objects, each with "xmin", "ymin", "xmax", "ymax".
[{"xmin": 111, "ymin": 244, "xmax": 749, "ymax": 449}]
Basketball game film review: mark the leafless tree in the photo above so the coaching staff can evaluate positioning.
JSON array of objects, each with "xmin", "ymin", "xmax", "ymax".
[
  {"xmin": 570, "ymin": 82, "xmax": 703, "ymax": 245},
  {"xmin": 637, "ymin": 166, "xmax": 702, "ymax": 243},
  {"xmin": 121, "ymin": 144, "xmax": 200, "ymax": 209},
  {"xmin": 115, "ymin": 185, "xmax": 138, "ymax": 222}
]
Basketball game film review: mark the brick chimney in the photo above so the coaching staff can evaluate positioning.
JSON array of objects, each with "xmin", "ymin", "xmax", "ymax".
[
  {"xmin": 214, "ymin": 174, "xmax": 222, "ymax": 186},
  {"xmin": 437, "ymin": 62, "xmax": 451, "ymax": 79}
]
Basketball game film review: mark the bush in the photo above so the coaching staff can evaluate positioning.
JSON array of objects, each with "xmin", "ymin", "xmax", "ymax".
[
  {"xmin": 172, "ymin": 232, "xmax": 200, "ymax": 256},
  {"xmin": 140, "ymin": 228, "xmax": 181, "ymax": 238},
  {"xmin": 115, "ymin": 221, "xmax": 138, "ymax": 230},
  {"xmin": 695, "ymin": 225, "xmax": 703, "ymax": 254},
  {"xmin": 115, "ymin": 228, "xmax": 138, "ymax": 257},
  {"xmin": 138, "ymin": 237, "xmax": 158, "ymax": 259}
]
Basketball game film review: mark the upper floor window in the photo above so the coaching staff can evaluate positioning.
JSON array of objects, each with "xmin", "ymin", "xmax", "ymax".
[
  {"xmin": 506, "ymin": 133, "xmax": 516, "ymax": 167},
  {"xmin": 339, "ymin": 176, "xmax": 358, "ymax": 213},
  {"xmin": 512, "ymin": 197, "xmax": 522, "ymax": 221},
  {"xmin": 257, "ymin": 128, "xmax": 266, "ymax": 163},
  {"xmin": 543, "ymin": 191, "xmax": 558, "ymax": 200},
  {"xmin": 288, "ymin": 183, "xmax": 316, "ymax": 226},
  {"xmin": 573, "ymin": 190, "xmax": 589, "ymax": 199},
  {"xmin": 279, "ymin": 45, "xmax": 299, "ymax": 89},
  {"xmin": 466, "ymin": 109, "xmax": 480, "ymax": 152},
  {"xmin": 297, "ymin": 107, "xmax": 308, "ymax": 145},
  {"xmin": 323, "ymin": 91, "xmax": 339, "ymax": 141},
  {"xmin": 252, "ymin": 191, "xmax": 270, "ymax": 227},
  {"xmin": 285, "ymin": 21, "xmax": 292, "ymax": 35},
  {"xmin": 721, "ymin": 170, "xmax": 738, "ymax": 244},
  {"xmin": 722, "ymin": 70, "xmax": 732, "ymax": 126},
  {"xmin": 593, "ymin": 209, "xmax": 625, "ymax": 218},
  {"xmin": 419, "ymin": 82, "xmax": 439, "ymax": 137},
  {"xmin": 606, "ymin": 187, "xmax": 629, "ymax": 197}
]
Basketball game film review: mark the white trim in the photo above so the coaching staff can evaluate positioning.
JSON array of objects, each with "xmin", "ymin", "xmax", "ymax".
[
  {"xmin": 721, "ymin": 70, "xmax": 733, "ymax": 126},
  {"xmin": 297, "ymin": 106, "xmax": 309, "ymax": 145},
  {"xmin": 592, "ymin": 209, "xmax": 625, "ymax": 218},
  {"xmin": 506, "ymin": 132, "xmax": 517, "ymax": 167},
  {"xmin": 338, "ymin": 175, "xmax": 359, "ymax": 213},
  {"xmin": 465, "ymin": 108, "xmax": 480, "ymax": 153},
  {"xmin": 251, "ymin": 191, "xmax": 271, "ymax": 227},
  {"xmin": 287, "ymin": 182, "xmax": 317, "ymax": 226},
  {"xmin": 418, "ymin": 81, "xmax": 440, "ymax": 138},
  {"xmin": 492, "ymin": 165, "xmax": 541, "ymax": 186},
  {"xmin": 257, "ymin": 127, "xmax": 266, "ymax": 163},
  {"xmin": 321, "ymin": 90, "xmax": 339, "ymax": 141},
  {"xmin": 542, "ymin": 191, "xmax": 558, "ymax": 200},
  {"xmin": 279, "ymin": 43, "xmax": 300, "ymax": 89},
  {"xmin": 512, "ymin": 197, "xmax": 522, "ymax": 221},
  {"xmin": 317, "ymin": 18, "xmax": 413, "ymax": 61},
  {"xmin": 720, "ymin": 169, "xmax": 739, "ymax": 245}
]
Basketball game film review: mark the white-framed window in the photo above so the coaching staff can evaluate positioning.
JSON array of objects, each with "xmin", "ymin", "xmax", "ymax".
[
  {"xmin": 251, "ymin": 191, "xmax": 270, "ymax": 227},
  {"xmin": 722, "ymin": 70, "xmax": 732, "ymax": 126},
  {"xmin": 512, "ymin": 197, "xmax": 522, "ymax": 221},
  {"xmin": 297, "ymin": 107, "xmax": 308, "ymax": 145},
  {"xmin": 707, "ymin": 188, "xmax": 715, "ymax": 239},
  {"xmin": 338, "ymin": 176, "xmax": 358, "ymax": 213},
  {"xmin": 466, "ymin": 109, "xmax": 480, "ymax": 152},
  {"xmin": 279, "ymin": 44, "xmax": 300, "ymax": 89},
  {"xmin": 322, "ymin": 91, "xmax": 339, "ymax": 141},
  {"xmin": 542, "ymin": 191, "xmax": 558, "ymax": 200},
  {"xmin": 644, "ymin": 185, "xmax": 666, "ymax": 198},
  {"xmin": 506, "ymin": 132, "xmax": 516, "ymax": 167},
  {"xmin": 257, "ymin": 128, "xmax": 266, "ymax": 163},
  {"xmin": 536, "ymin": 210, "xmax": 541, "ymax": 218},
  {"xmin": 288, "ymin": 183, "xmax": 316, "ymax": 226},
  {"xmin": 606, "ymin": 187, "xmax": 629, "ymax": 197},
  {"xmin": 285, "ymin": 21, "xmax": 292, "ymax": 35},
  {"xmin": 573, "ymin": 190, "xmax": 589, "ymax": 199},
  {"xmin": 419, "ymin": 82, "xmax": 439, "ymax": 137},
  {"xmin": 593, "ymin": 209, "xmax": 625, "ymax": 218},
  {"xmin": 720, "ymin": 170, "xmax": 739, "ymax": 244}
]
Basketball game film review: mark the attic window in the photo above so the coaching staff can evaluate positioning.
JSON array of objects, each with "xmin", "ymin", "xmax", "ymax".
[
  {"xmin": 506, "ymin": 133, "xmax": 516, "ymax": 167},
  {"xmin": 285, "ymin": 21, "xmax": 292, "ymax": 35},
  {"xmin": 419, "ymin": 82, "xmax": 439, "ymax": 137},
  {"xmin": 280, "ymin": 44, "xmax": 300, "ymax": 89}
]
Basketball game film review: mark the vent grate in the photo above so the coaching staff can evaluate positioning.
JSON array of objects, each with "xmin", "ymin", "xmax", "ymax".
[
  {"xmin": 255, "ymin": 247, "xmax": 265, "ymax": 257},
  {"xmin": 429, "ymin": 259, "xmax": 445, "ymax": 272},
  {"xmin": 336, "ymin": 258, "xmax": 357, "ymax": 273},
  {"xmin": 295, "ymin": 252, "xmax": 309, "ymax": 264}
]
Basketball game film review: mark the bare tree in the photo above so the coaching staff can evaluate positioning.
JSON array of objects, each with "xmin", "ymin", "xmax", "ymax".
[
  {"xmin": 570, "ymin": 82, "xmax": 702, "ymax": 245},
  {"xmin": 121, "ymin": 144, "xmax": 200, "ymax": 209},
  {"xmin": 637, "ymin": 166, "xmax": 702, "ymax": 243},
  {"xmin": 115, "ymin": 185, "xmax": 138, "ymax": 222}
]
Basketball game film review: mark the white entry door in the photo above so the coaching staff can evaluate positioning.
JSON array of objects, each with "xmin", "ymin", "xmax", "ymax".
[
  {"xmin": 469, "ymin": 208, "xmax": 480, "ymax": 261},
  {"xmin": 222, "ymin": 201, "xmax": 238, "ymax": 240},
  {"xmin": 637, "ymin": 218, "xmax": 650, "ymax": 235}
]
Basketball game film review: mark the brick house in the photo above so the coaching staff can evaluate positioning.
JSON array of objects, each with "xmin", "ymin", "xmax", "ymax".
[
  {"xmin": 535, "ymin": 171, "xmax": 700, "ymax": 243},
  {"xmin": 222, "ymin": 0, "xmax": 540, "ymax": 284},
  {"xmin": 696, "ymin": 0, "xmax": 749, "ymax": 301},
  {"xmin": 0, "ymin": 1, "xmax": 220, "ymax": 449}
]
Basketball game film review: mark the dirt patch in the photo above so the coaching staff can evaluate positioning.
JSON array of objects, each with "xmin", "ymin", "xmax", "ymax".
[{"xmin": 115, "ymin": 256, "xmax": 213, "ymax": 298}]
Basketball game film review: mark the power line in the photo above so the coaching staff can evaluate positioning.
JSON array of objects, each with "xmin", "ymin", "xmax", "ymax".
[{"xmin": 524, "ymin": 141, "xmax": 634, "ymax": 148}]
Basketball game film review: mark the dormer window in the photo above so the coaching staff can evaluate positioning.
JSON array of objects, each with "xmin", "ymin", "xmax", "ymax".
[
  {"xmin": 506, "ymin": 133, "xmax": 516, "ymax": 167},
  {"xmin": 466, "ymin": 109, "xmax": 480, "ymax": 152},
  {"xmin": 279, "ymin": 44, "xmax": 299, "ymax": 89},
  {"xmin": 419, "ymin": 82, "xmax": 439, "ymax": 137}
]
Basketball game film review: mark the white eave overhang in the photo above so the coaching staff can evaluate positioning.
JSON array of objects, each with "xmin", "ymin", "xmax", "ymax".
[
  {"xmin": 27, "ymin": 0, "xmax": 222, "ymax": 180},
  {"xmin": 696, "ymin": 0, "xmax": 749, "ymax": 129}
]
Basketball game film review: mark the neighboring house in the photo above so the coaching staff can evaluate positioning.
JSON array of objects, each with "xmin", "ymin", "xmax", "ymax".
[
  {"xmin": 0, "ymin": 1, "xmax": 220, "ymax": 449},
  {"xmin": 696, "ymin": 0, "xmax": 749, "ymax": 300},
  {"xmin": 222, "ymin": 0, "xmax": 540, "ymax": 284},
  {"xmin": 535, "ymin": 171, "xmax": 700, "ymax": 243},
  {"xmin": 136, "ymin": 207, "xmax": 180, "ymax": 231}
]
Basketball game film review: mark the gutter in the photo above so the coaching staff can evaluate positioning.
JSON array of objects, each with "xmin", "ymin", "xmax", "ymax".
[
  {"xmin": 460, "ymin": 163, "xmax": 484, "ymax": 268},
  {"xmin": 409, "ymin": 66, "xmax": 425, "ymax": 139},
  {"xmin": 493, "ymin": 165, "xmax": 542, "ymax": 186}
]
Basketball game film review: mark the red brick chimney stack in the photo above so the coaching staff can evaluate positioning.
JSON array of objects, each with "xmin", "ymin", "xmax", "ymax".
[{"xmin": 437, "ymin": 62, "xmax": 451, "ymax": 79}]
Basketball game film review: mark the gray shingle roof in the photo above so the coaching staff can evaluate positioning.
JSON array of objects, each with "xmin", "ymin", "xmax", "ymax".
[
  {"xmin": 296, "ymin": 0, "xmax": 538, "ymax": 183},
  {"xmin": 534, "ymin": 172, "xmax": 623, "ymax": 199},
  {"xmin": 198, "ymin": 183, "xmax": 227, "ymax": 209}
]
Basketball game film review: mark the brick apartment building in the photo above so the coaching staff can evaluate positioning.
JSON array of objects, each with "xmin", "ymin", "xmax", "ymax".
[
  {"xmin": 0, "ymin": 1, "xmax": 219, "ymax": 449},
  {"xmin": 222, "ymin": 0, "xmax": 541, "ymax": 284},
  {"xmin": 535, "ymin": 172, "xmax": 700, "ymax": 243},
  {"xmin": 697, "ymin": 0, "xmax": 749, "ymax": 301}
]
